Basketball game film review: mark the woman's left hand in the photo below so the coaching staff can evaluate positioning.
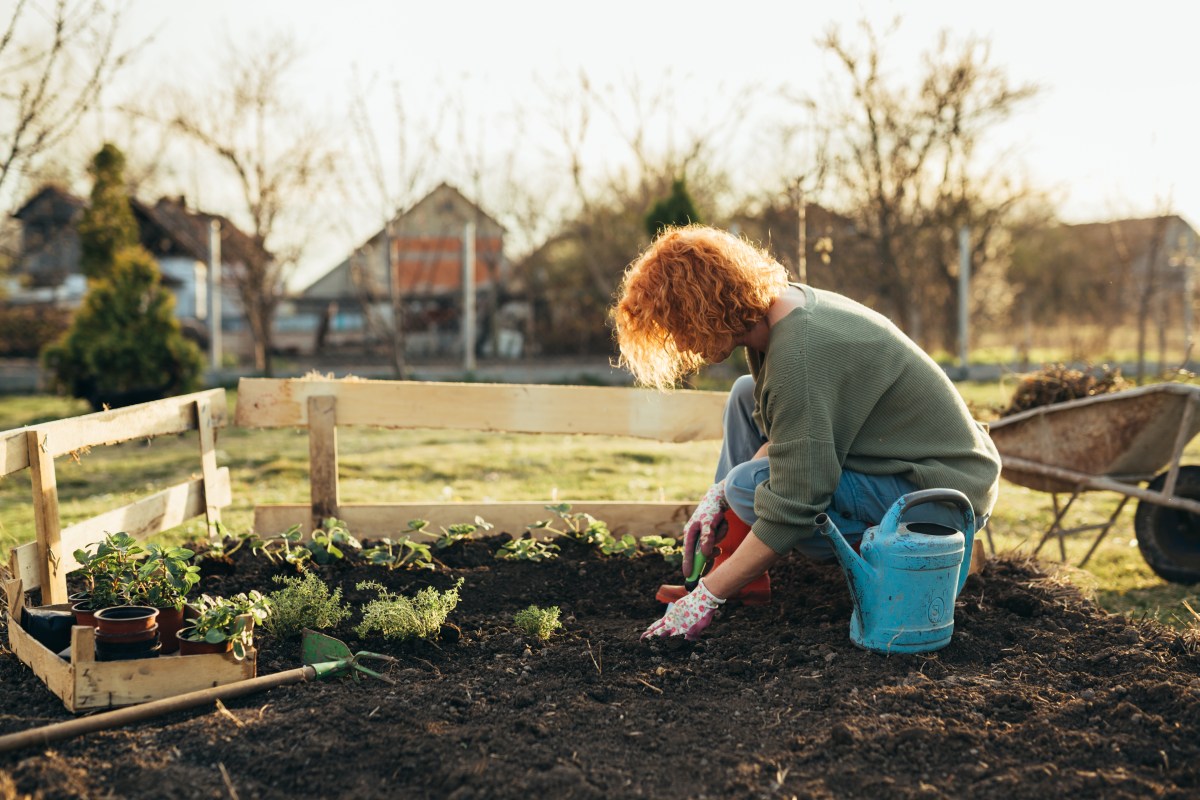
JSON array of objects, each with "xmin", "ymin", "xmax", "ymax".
[{"xmin": 641, "ymin": 579, "xmax": 726, "ymax": 641}]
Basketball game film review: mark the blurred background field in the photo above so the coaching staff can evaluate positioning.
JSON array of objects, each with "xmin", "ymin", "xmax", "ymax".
[{"xmin": 2, "ymin": 379, "xmax": 1198, "ymax": 630}]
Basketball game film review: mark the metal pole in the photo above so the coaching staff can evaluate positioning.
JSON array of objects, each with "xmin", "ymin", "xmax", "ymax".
[
  {"xmin": 208, "ymin": 220, "xmax": 222, "ymax": 373},
  {"xmin": 385, "ymin": 221, "xmax": 404, "ymax": 378},
  {"xmin": 958, "ymin": 225, "xmax": 970, "ymax": 374},
  {"xmin": 462, "ymin": 222, "xmax": 476, "ymax": 373}
]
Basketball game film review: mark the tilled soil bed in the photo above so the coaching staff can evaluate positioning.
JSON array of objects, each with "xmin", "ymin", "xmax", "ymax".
[{"xmin": 1, "ymin": 535, "xmax": 1199, "ymax": 800}]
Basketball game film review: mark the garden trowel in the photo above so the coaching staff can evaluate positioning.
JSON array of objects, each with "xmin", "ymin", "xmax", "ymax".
[{"xmin": 300, "ymin": 629, "xmax": 397, "ymax": 683}]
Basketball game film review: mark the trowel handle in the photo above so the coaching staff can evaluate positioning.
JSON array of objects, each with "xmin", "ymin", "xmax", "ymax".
[{"xmin": 890, "ymin": 489, "xmax": 976, "ymax": 597}]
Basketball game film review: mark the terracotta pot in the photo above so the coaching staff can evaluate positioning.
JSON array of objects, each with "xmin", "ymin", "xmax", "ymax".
[
  {"xmin": 94, "ymin": 605, "xmax": 159, "ymax": 636},
  {"xmin": 154, "ymin": 605, "xmax": 185, "ymax": 654},
  {"xmin": 94, "ymin": 623, "xmax": 159, "ymax": 645},
  {"xmin": 71, "ymin": 602, "xmax": 97, "ymax": 628},
  {"xmin": 177, "ymin": 637, "xmax": 232, "ymax": 656}
]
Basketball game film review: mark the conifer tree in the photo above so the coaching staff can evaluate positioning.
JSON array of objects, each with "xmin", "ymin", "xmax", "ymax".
[
  {"xmin": 644, "ymin": 179, "xmax": 701, "ymax": 239},
  {"xmin": 76, "ymin": 144, "xmax": 138, "ymax": 282},
  {"xmin": 42, "ymin": 144, "xmax": 204, "ymax": 409}
]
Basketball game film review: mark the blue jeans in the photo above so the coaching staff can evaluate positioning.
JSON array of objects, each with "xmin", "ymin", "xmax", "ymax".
[{"xmin": 715, "ymin": 375, "xmax": 984, "ymax": 561}]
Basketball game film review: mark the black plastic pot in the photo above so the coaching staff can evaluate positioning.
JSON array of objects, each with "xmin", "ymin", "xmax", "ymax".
[
  {"xmin": 94, "ymin": 630, "xmax": 162, "ymax": 662},
  {"xmin": 20, "ymin": 608, "xmax": 75, "ymax": 653}
]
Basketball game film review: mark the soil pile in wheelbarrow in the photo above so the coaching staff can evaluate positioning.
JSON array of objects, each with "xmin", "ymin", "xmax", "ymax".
[
  {"xmin": 1, "ymin": 537, "xmax": 1199, "ymax": 799},
  {"xmin": 1000, "ymin": 363, "xmax": 1132, "ymax": 417}
]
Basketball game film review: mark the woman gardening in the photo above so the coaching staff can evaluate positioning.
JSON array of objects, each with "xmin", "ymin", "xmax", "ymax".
[{"xmin": 612, "ymin": 225, "xmax": 1002, "ymax": 641}]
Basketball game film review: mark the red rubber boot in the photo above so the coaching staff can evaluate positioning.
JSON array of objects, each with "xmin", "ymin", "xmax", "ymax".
[{"xmin": 655, "ymin": 509, "xmax": 772, "ymax": 605}]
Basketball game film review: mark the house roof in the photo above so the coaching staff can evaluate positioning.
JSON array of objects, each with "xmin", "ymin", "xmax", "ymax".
[
  {"xmin": 299, "ymin": 182, "xmax": 508, "ymax": 301},
  {"xmin": 12, "ymin": 185, "xmax": 84, "ymax": 221},
  {"xmin": 134, "ymin": 196, "xmax": 267, "ymax": 268}
]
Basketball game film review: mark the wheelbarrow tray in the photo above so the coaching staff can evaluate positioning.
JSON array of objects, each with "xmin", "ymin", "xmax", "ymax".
[{"xmin": 989, "ymin": 383, "xmax": 1200, "ymax": 495}]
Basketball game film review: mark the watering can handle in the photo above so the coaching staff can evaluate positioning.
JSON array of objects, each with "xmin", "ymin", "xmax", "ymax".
[{"xmin": 887, "ymin": 488, "xmax": 976, "ymax": 597}]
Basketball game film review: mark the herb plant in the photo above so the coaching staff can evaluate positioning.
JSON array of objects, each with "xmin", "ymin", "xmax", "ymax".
[
  {"xmin": 513, "ymin": 605, "xmax": 563, "ymax": 641},
  {"xmin": 354, "ymin": 579, "xmax": 464, "ymax": 641},
  {"xmin": 264, "ymin": 572, "xmax": 351, "ymax": 639}
]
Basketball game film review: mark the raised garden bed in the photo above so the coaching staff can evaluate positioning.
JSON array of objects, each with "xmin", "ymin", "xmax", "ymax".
[
  {"xmin": 0, "ymin": 379, "xmax": 1198, "ymax": 798},
  {"xmin": 2, "ymin": 533, "xmax": 1200, "ymax": 799}
]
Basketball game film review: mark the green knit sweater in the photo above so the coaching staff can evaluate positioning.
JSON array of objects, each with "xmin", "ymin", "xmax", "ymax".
[{"xmin": 745, "ymin": 285, "xmax": 1001, "ymax": 554}]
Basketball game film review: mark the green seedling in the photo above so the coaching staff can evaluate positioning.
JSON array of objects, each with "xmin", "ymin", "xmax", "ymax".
[
  {"xmin": 354, "ymin": 578, "xmax": 464, "ymax": 641},
  {"xmin": 640, "ymin": 535, "xmax": 684, "ymax": 567},
  {"xmin": 178, "ymin": 590, "xmax": 272, "ymax": 660},
  {"xmin": 513, "ymin": 605, "xmax": 563, "ymax": 642},
  {"xmin": 532, "ymin": 503, "xmax": 611, "ymax": 545},
  {"xmin": 362, "ymin": 523, "xmax": 436, "ymax": 571},
  {"xmin": 265, "ymin": 572, "xmax": 351, "ymax": 639},
  {"xmin": 199, "ymin": 522, "xmax": 268, "ymax": 563},
  {"xmin": 496, "ymin": 537, "xmax": 560, "ymax": 562},
  {"xmin": 434, "ymin": 516, "xmax": 493, "ymax": 550},
  {"xmin": 308, "ymin": 517, "xmax": 361, "ymax": 564},
  {"xmin": 599, "ymin": 533, "xmax": 639, "ymax": 558}
]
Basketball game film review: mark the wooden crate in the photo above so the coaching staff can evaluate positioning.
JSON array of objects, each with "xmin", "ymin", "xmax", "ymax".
[
  {"xmin": 4, "ymin": 581, "xmax": 255, "ymax": 712},
  {"xmin": 1, "ymin": 389, "xmax": 256, "ymax": 712}
]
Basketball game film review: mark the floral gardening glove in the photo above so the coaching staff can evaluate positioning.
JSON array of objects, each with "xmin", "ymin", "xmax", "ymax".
[
  {"xmin": 641, "ymin": 579, "xmax": 726, "ymax": 641},
  {"xmin": 681, "ymin": 481, "xmax": 728, "ymax": 579}
]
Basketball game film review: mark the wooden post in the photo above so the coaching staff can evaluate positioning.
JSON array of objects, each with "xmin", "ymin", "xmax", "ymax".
[
  {"xmin": 26, "ymin": 430, "xmax": 67, "ymax": 605},
  {"xmin": 308, "ymin": 396, "xmax": 339, "ymax": 531},
  {"xmin": 195, "ymin": 398, "xmax": 222, "ymax": 538}
]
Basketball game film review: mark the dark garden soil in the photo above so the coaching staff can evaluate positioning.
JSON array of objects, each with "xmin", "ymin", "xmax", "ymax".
[{"xmin": 1, "ymin": 535, "xmax": 1200, "ymax": 800}]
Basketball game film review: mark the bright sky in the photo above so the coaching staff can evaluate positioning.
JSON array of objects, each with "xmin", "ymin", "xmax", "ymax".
[{"xmin": 111, "ymin": 0, "xmax": 1200, "ymax": 288}]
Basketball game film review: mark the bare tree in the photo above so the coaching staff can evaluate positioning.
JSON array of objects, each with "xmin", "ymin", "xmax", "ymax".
[
  {"xmin": 167, "ymin": 34, "xmax": 334, "ymax": 374},
  {"xmin": 814, "ymin": 21, "xmax": 1038, "ymax": 351},
  {"xmin": 0, "ymin": 0, "xmax": 134, "ymax": 209},
  {"xmin": 518, "ymin": 70, "xmax": 752, "ymax": 354}
]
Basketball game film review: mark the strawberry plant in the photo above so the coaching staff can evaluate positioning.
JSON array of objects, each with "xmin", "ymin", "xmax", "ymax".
[
  {"xmin": 531, "ymin": 503, "xmax": 611, "ymax": 546},
  {"xmin": 496, "ymin": 537, "xmax": 559, "ymax": 562},
  {"xmin": 639, "ymin": 535, "xmax": 684, "ymax": 567},
  {"xmin": 308, "ymin": 517, "xmax": 361, "ymax": 564},
  {"xmin": 354, "ymin": 578, "xmax": 464, "ymax": 641},
  {"xmin": 434, "ymin": 516, "xmax": 493, "ymax": 550},
  {"xmin": 599, "ymin": 533, "xmax": 640, "ymax": 558},
  {"xmin": 363, "ymin": 521, "xmax": 435, "ymax": 571}
]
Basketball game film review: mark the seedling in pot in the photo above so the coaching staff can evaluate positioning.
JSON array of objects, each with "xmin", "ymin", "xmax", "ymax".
[
  {"xmin": 354, "ymin": 579, "xmax": 464, "ymax": 641},
  {"xmin": 496, "ymin": 537, "xmax": 559, "ymax": 562},
  {"xmin": 513, "ymin": 605, "xmax": 563, "ymax": 642},
  {"xmin": 178, "ymin": 591, "xmax": 272, "ymax": 660}
]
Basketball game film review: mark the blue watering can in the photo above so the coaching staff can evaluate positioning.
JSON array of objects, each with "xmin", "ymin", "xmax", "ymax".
[{"xmin": 815, "ymin": 488, "xmax": 975, "ymax": 654}]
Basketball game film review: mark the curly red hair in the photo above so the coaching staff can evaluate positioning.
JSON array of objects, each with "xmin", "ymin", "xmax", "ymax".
[{"xmin": 611, "ymin": 225, "xmax": 788, "ymax": 389}]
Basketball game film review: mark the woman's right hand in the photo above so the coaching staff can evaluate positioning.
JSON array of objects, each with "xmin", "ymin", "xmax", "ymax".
[{"xmin": 681, "ymin": 481, "xmax": 728, "ymax": 578}]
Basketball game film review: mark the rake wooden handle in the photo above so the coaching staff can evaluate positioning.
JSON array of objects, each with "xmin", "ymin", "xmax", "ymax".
[{"xmin": 0, "ymin": 665, "xmax": 317, "ymax": 755}]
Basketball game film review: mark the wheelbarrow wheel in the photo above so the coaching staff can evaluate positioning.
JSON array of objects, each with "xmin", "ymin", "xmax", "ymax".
[{"xmin": 1134, "ymin": 466, "xmax": 1200, "ymax": 584}]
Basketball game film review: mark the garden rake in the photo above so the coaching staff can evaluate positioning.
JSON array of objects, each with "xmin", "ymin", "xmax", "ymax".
[
  {"xmin": 301, "ymin": 629, "xmax": 397, "ymax": 683},
  {"xmin": 0, "ymin": 631, "xmax": 398, "ymax": 755}
]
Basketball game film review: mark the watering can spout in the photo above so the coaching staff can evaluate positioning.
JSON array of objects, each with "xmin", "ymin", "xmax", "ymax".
[{"xmin": 815, "ymin": 513, "xmax": 872, "ymax": 588}]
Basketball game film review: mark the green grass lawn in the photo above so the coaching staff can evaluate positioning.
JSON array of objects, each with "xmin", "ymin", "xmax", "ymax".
[{"xmin": 2, "ymin": 382, "xmax": 1198, "ymax": 629}]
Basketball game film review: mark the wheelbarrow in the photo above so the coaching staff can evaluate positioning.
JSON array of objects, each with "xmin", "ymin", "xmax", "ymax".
[{"xmin": 988, "ymin": 382, "xmax": 1200, "ymax": 582}]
